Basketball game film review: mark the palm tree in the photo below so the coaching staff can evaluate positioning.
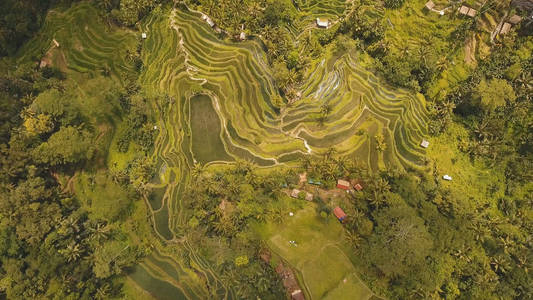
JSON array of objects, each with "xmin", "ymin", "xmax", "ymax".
[
  {"xmin": 320, "ymin": 103, "xmax": 332, "ymax": 116},
  {"xmin": 436, "ymin": 56, "xmax": 448, "ymax": 72},
  {"xmin": 398, "ymin": 44, "xmax": 410, "ymax": 58},
  {"xmin": 369, "ymin": 195, "xmax": 387, "ymax": 209},
  {"xmin": 324, "ymin": 147, "xmax": 337, "ymax": 161},
  {"xmin": 316, "ymin": 114, "xmax": 327, "ymax": 126},
  {"xmin": 60, "ymin": 242, "xmax": 83, "ymax": 262},
  {"xmin": 515, "ymin": 253, "xmax": 530, "ymax": 274},
  {"xmin": 245, "ymin": 171, "xmax": 259, "ymax": 187},
  {"xmin": 498, "ymin": 236, "xmax": 513, "ymax": 254},
  {"xmin": 335, "ymin": 155, "xmax": 349, "ymax": 174},
  {"xmin": 191, "ymin": 163, "xmax": 205, "ymax": 180},
  {"xmin": 227, "ymin": 180, "xmax": 241, "ymax": 197},
  {"xmin": 344, "ymin": 231, "xmax": 362, "ymax": 248},
  {"xmin": 89, "ymin": 222, "xmax": 111, "ymax": 242},
  {"xmin": 375, "ymin": 178, "xmax": 390, "ymax": 194},
  {"xmin": 95, "ymin": 284, "xmax": 111, "ymax": 300},
  {"xmin": 299, "ymin": 155, "xmax": 312, "ymax": 170},
  {"xmin": 491, "ymin": 255, "xmax": 511, "ymax": 274}
]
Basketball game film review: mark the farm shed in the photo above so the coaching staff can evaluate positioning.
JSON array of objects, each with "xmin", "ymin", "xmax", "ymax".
[
  {"xmin": 336, "ymin": 179, "xmax": 350, "ymax": 190},
  {"xmin": 305, "ymin": 192, "xmax": 313, "ymax": 201},
  {"xmin": 424, "ymin": 1, "xmax": 435, "ymax": 10},
  {"xmin": 467, "ymin": 8, "xmax": 477, "ymax": 17},
  {"xmin": 316, "ymin": 17, "xmax": 329, "ymax": 28},
  {"xmin": 459, "ymin": 6, "xmax": 477, "ymax": 17},
  {"xmin": 333, "ymin": 207, "xmax": 347, "ymax": 222},
  {"xmin": 291, "ymin": 189, "xmax": 301, "ymax": 198},
  {"xmin": 500, "ymin": 22, "xmax": 512, "ymax": 34},
  {"xmin": 202, "ymin": 14, "xmax": 215, "ymax": 27},
  {"xmin": 420, "ymin": 139, "xmax": 429, "ymax": 148},
  {"xmin": 459, "ymin": 6, "xmax": 470, "ymax": 15}
]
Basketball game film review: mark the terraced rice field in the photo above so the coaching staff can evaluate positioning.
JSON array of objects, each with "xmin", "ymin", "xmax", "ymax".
[
  {"xmin": 137, "ymin": 4, "xmax": 429, "ymax": 298},
  {"xmin": 15, "ymin": 2, "xmax": 138, "ymax": 84},
  {"xmin": 294, "ymin": 0, "xmax": 348, "ymax": 20},
  {"xmin": 18, "ymin": 2, "xmax": 429, "ymax": 298}
]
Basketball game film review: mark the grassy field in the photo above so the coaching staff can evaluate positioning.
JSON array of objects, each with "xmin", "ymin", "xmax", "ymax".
[{"xmin": 257, "ymin": 206, "xmax": 376, "ymax": 300}]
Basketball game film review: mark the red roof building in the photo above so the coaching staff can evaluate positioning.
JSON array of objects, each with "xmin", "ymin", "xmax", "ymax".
[
  {"xmin": 337, "ymin": 179, "xmax": 350, "ymax": 190},
  {"xmin": 333, "ymin": 207, "xmax": 347, "ymax": 222},
  {"xmin": 354, "ymin": 183, "xmax": 363, "ymax": 191}
]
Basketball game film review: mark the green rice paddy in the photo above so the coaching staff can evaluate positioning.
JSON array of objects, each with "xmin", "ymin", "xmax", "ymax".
[
  {"xmin": 22, "ymin": 1, "xmax": 430, "ymax": 298},
  {"xmin": 138, "ymin": 4, "xmax": 429, "ymax": 298}
]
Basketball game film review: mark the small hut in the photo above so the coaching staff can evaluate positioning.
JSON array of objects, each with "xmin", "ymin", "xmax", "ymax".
[
  {"xmin": 299, "ymin": 173, "xmax": 307, "ymax": 185},
  {"xmin": 141, "ymin": 33, "xmax": 147, "ymax": 39},
  {"xmin": 305, "ymin": 192, "xmax": 313, "ymax": 202},
  {"xmin": 290, "ymin": 189, "xmax": 301, "ymax": 198},
  {"xmin": 337, "ymin": 179, "xmax": 350, "ymax": 190},
  {"xmin": 316, "ymin": 17, "xmax": 329, "ymax": 28},
  {"xmin": 442, "ymin": 175, "xmax": 452, "ymax": 181},
  {"xmin": 459, "ymin": 6, "xmax": 470, "ymax": 16},
  {"xmin": 239, "ymin": 31, "xmax": 246, "ymax": 41},
  {"xmin": 467, "ymin": 8, "xmax": 477, "ymax": 17},
  {"xmin": 202, "ymin": 14, "xmax": 215, "ymax": 27},
  {"xmin": 333, "ymin": 207, "xmax": 347, "ymax": 223},
  {"xmin": 424, "ymin": 1, "xmax": 435, "ymax": 11},
  {"xmin": 508, "ymin": 15, "xmax": 523, "ymax": 25},
  {"xmin": 500, "ymin": 22, "xmax": 512, "ymax": 35},
  {"xmin": 354, "ymin": 183, "xmax": 363, "ymax": 192},
  {"xmin": 420, "ymin": 139, "xmax": 430, "ymax": 148},
  {"xmin": 52, "ymin": 39, "xmax": 60, "ymax": 47}
]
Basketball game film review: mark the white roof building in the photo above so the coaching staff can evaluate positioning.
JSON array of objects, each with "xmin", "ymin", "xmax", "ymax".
[
  {"xmin": 141, "ymin": 33, "xmax": 147, "ymax": 39},
  {"xmin": 421, "ymin": 140, "xmax": 429, "ymax": 148},
  {"xmin": 316, "ymin": 18, "xmax": 329, "ymax": 28},
  {"xmin": 443, "ymin": 175, "xmax": 452, "ymax": 181}
]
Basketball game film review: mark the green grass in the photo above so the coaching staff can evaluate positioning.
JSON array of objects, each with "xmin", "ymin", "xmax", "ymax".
[
  {"xmin": 256, "ymin": 205, "xmax": 375, "ymax": 300},
  {"xmin": 425, "ymin": 122, "xmax": 506, "ymax": 205}
]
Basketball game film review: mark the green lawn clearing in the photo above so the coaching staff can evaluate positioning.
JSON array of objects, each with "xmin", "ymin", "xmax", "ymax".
[{"xmin": 257, "ymin": 205, "xmax": 376, "ymax": 300}]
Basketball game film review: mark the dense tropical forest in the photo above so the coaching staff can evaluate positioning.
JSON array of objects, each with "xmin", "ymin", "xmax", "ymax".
[{"xmin": 0, "ymin": 0, "xmax": 531, "ymax": 299}]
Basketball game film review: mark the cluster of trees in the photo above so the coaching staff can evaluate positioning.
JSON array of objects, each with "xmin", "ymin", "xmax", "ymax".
[
  {"xmin": 115, "ymin": 91, "xmax": 156, "ymax": 153},
  {"xmin": 299, "ymin": 154, "xmax": 531, "ymax": 298},
  {"xmin": 95, "ymin": 0, "xmax": 164, "ymax": 26},
  {"xmin": 0, "ymin": 61, "xmax": 148, "ymax": 298},
  {"xmin": 295, "ymin": 143, "xmax": 532, "ymax": 299},
  {"xmin": 186, "ymin": 0, "xmax": 319, "ymax": 101},
  {"xmin": 0, "ymin": 0, "xmax": 52, "ymax": 56},
  {"xmin": 0, "ymin": 1, "xmax": 160, "ymax": 297},
  {"xmin": 182, "ymin": 161, "xmax": 295, "ymax": 298}
]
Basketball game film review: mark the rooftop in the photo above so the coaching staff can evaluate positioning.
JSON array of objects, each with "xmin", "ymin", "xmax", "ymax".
[
  {"xmin": 500, "ymin": 22, "xmax": 512, "ymax": 35},
  {"xmin": 316, "ymin": 18, "xmax": 329, "ymax": 28},
  {"xmin": 333, "ymin": 207, "xmax": 347, "ymax": 220}
]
